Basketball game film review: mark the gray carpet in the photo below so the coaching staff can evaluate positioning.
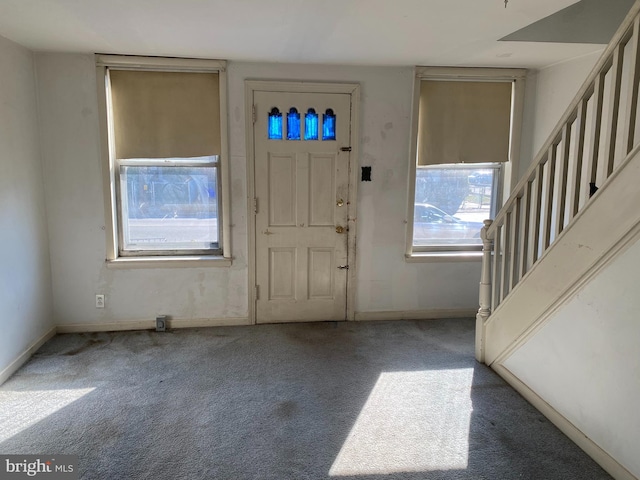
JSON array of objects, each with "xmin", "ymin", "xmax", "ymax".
[{"xmin": 0, "ymin": 319, "xmax": 611, "ymax": 479}]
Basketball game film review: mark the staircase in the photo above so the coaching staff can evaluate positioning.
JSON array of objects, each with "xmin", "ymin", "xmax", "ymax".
[{"xmin": 476, "ymin": 2, "xmax": 640, "ymax": 479}]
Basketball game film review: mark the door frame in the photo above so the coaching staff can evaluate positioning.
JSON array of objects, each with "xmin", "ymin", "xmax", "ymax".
[{"xmin": 245, "ymin": 80, "xmax": 360, "ymax": 324}]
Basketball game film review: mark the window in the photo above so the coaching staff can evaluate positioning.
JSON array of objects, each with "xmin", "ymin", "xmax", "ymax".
[
  {"xmin": 407, "ymin": 67, "xmax": 526, "ymax": 257},
  {"xmin": 96, "ymin": 56, "xmax": 230, "ymax": 261},
  {"xmin": 267, "ymin": 106, "xmax": 335, "ymax": 141}
]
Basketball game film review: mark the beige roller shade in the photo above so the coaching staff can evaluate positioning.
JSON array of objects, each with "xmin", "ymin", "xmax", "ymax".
[
  {"xmin": 109, "ymin": 70, "xmax": 220, "ymax": 159},
  {"xmin": 417, "ymin": 80, "xmax": 512, "ymax": 166}
]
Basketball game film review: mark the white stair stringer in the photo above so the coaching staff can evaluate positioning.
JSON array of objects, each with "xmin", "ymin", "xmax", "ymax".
[{"xmin": 483, "ymin": 144, "xmax": 640, "ymax": 366}]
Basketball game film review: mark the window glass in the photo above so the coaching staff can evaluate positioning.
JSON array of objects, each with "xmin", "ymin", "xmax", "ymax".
[
  {"xmin": 268, "ymin": 107, "xmax": 283, "ymax": 140},
  {"xmin": 287, "ymin": 107, "xmax": 301, "ymax": 140},
  {"xmin": 120, "ymin": 159, "xmax": 219, "ymax": 252},
  {"xmin": 413, "ymin": 165, "xmax": 497, "ymax": 247},
  {"xmin": 322, "ymin": 108, "xmax": 336, "ymax": 140},
  {"xmin": 304, "ymin": 108, "xmax": 318, "ymax": 140}
]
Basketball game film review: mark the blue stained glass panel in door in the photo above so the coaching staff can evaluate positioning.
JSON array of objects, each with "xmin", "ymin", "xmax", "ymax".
[
  {"xmin": 323, "ymin": 109, "xmax": 336, "ymax": 140},
  {"xmin": 287, "ymin": 108, "xmax": 301, "ymax": 140},
  {"xmin": 268, "ymin": 107, "xmax": 283, "ymax": 140},
  {"xmin": 304, "ymin": 108, "xmax": 318, "ymax": 140}
]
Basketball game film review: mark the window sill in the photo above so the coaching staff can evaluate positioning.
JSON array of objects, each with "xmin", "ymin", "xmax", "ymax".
[
  {"xmin": 405, "ymin": 251, "xmax": 482, "ymax": 263},
  {"xmin": 106, "ymin": 255, "xmax": 232, "ymax": 269}
]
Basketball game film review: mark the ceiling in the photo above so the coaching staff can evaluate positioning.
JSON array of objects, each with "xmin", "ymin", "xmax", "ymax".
[{"xmin": 0, "ymin": 0, "xmax": 625, "ymax": 68}]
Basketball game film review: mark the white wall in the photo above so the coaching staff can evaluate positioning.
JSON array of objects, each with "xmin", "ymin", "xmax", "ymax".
[
  {"xmin": 519, "ymin": 50, "xmax": 603, "ymax": 177},
  {"xmin": 35, "ymin": 54, "xmax": 248, "ymax": 326},
  {"xmin": 35, "ymin": 55, "xmax": 482, "ymax": 327},
  {"xmin": 0, "ymin": 36, "xmax": 53, "ymax": 375},
  {"xmin": 504, "ymin": 236, "xmax": 640, "ymax": 478}
]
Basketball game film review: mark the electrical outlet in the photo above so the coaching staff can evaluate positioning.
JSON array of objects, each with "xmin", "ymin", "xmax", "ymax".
[
  {"xmin": 95, "ymin": 294, "xmax": 105, "ymax": 309},
  {"xmin": 156, "ymin": 315, "xmax": 167, "ymax": 332}
]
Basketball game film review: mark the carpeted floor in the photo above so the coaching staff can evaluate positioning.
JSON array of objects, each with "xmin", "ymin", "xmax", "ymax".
[{"xmin": 0, "ymin": 319, "xmax": 611, "ymax": 479}]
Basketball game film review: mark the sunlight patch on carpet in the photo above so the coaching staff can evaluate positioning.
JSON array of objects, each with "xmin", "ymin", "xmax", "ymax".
[
  {"xmin": 0, "ymin": 388, "xmax": 95, "ymax": 442},
  {"xmin": 329, "ymin": 369, "xmax": 473, "ymax": 476}
]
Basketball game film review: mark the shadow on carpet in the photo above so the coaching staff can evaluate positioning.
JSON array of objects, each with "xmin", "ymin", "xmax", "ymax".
[{"xmin": 0, "ymin": 318, "xmax": 611, "ymax": 480}]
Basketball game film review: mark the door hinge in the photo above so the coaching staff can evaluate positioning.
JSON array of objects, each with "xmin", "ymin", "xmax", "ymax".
[
  {"xmin": 252, "ymin": 104, "xmax": 257, "ymax": 124},
  {"xmin": 255, "ymin": 285, "xmax": 260, "ymax": 300},
  {"xmin": 253, "ymin": 197, "xmax": 259, "ymax": 214},
  {"xmin": 340, "ymin": 147, "xmax": 352, "ymax": 152}
]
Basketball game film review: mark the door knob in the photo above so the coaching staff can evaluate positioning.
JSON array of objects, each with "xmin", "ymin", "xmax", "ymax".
[
  {"xmin": 337, "ymin": 265, "xmax": 349, "ymax": 270},
  {"xmin": 337, "ymin": 199, "xmax": 344, "ymax": 207},
  {"xmin": 335, "ymin": 226, "xmax": 344, "ymax": 234}
]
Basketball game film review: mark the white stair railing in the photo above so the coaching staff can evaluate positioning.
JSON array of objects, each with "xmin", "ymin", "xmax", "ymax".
[{"xmin": 477, "ymin": 0, "xmax": 640, "ymax": 362}]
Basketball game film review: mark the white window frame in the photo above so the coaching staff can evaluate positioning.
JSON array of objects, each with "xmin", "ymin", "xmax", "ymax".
[
  {"xmin": 405, "ymin": 66, "xmax": 527, "ymax": 262},
  {"xmin": 96, "ymin": 55, "xmax": 231, "ymax": 267}
]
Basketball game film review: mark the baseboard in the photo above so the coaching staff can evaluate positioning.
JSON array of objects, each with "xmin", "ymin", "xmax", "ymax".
[
  {"xmin": 354, "ymin": 308, "xmax": 476, "ymax": 322},
  {"xmin": 493, "ymin": 363, "xmax": 638, "ymax": 480},
  {"xmin": 56, "ymin": 317, "xmax": 250, "ymax": 333},
  {"xmin": 167, "ymin": 317, "xmax": 250, "ymax": 329},
  {"xmin": 0, "ymin": 326, "xmax": 57, "ymax": 386}
]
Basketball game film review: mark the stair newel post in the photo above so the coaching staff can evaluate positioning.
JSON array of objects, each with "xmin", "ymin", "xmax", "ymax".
[{"xmin": 476, "ymin": 219, "xmax": 494, "ymax": 363}]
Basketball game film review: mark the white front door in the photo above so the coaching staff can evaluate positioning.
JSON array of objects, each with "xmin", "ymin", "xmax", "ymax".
[{"xmin": 253, "ymin": 90, "xmax": 352, "ymax": 323}]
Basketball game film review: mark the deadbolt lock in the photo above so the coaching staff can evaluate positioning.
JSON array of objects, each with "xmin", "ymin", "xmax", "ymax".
[{"xmin": 335, "ymin": 226, "xmax": 345, "ymax": 234}]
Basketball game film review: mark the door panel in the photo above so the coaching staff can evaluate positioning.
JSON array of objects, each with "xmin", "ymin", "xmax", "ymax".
[
  {"xmin": 308, "ymin": 248, "xmax": 335, "ymax": 299},
  {"xmin": 254, "ymin": 91, "xmax": 351, "ymax": 323},
  {"xmin": 268, "ymin": 153, "xmax": 297, "ymax": 226},
  {"xmin": 269, "ymin": 248, "xmax": 296, "ymax": 299},
  {"xmin": 309, "ymin": 154, "xmax": 336, "ymax": 226}
]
